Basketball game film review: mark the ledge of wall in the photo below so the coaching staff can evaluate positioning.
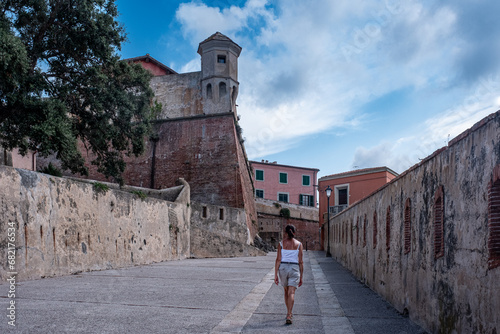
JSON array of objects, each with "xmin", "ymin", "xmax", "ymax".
[{"xmin": 255, "ymin": 198, "xmax": 318, "ymax": 221}]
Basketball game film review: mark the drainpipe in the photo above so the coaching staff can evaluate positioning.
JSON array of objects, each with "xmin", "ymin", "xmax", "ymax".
[{"xmin": 150, "ymin": 137, "xmax": 159, "ymax": 189}]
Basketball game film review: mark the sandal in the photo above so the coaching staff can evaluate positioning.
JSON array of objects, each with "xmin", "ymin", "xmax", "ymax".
[{"xmin": 285, "ymin": 316, "xmax": 292, "ymax": 325}]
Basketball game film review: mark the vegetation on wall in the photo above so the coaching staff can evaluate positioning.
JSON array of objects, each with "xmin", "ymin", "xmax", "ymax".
[
  {"xmin": 0, "ymin": 0, "xmax": 154, "ymax": 185},
  {"xmin": 280, "ymin": 208, "xmax": 291, "ymax": 218},
  {"xmin": 39, "ymin": 163, "xmax": 62, "ymax": 177}
]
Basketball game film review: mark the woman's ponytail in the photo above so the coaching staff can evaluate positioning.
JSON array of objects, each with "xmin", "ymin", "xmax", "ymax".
[{"xmin": 285, "ymin": 225, "xmax": 295, "ymax": 239}]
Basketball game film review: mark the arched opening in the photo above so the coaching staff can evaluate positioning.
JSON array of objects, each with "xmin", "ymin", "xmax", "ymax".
[
  {"xmin": 231, "ymin": 85, "xmax": 237, "ymax": 105},
  {"xmin": 219, "ymin": 82, "xmax": 227, "ymax": 97},
  {"xmin": 206, "ymin": 83, "xmax": 212, "ymax": 99}
]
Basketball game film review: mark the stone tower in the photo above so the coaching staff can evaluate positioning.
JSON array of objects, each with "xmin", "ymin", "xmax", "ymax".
[{"xmin": 197, "ymin": 32, "xmax": 242, "ymax": 116}]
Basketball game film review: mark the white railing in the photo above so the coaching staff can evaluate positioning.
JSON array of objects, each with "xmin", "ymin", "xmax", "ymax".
[{"xmin": 329, "ymin": 205, "xmax": 347, "ymax": 215}]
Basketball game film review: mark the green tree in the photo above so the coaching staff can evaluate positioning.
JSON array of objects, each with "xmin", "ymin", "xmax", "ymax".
[{"xmin": 0, "ymin": 0, "xmax": 153, "ymax": 185}]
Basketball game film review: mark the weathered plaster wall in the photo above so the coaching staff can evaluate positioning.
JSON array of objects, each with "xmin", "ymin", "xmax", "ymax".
[
  {"xmin": 326, "ymin": 111, "xmax": 500, "ymax": 333},
  {"xmin": 0, "ymin": 166, "xmax": 190, "ymax": 282},
  {"xmin": 190, "ymin": 201, "xmax": 264, "ymax": 258},
  {"xmin": 150, "ymin": 72, "xmax": 203, "ymax": 119}
]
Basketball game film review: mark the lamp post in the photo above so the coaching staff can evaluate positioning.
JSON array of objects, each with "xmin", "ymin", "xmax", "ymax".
[{"xmin": 326, "ymin": 185, "xmax": 332, "ymax": 257}]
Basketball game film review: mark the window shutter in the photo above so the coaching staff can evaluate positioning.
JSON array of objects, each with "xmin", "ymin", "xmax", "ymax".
[
  {"xmin": 434, "ymin": 186, "xmax": 444, "ymax": 259},
  {"xmin": 404, "ymin": 198, "xmax": 411, "ymax": 254},
  {"xmin": 386, "ymin": 206, "xmax": 391, "ymax": 251},
  {"xmin": 488, "ymin": 165, "xmax": 500, "ymax": 269}
]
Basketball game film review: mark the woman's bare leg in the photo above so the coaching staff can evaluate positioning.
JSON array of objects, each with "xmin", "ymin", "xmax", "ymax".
[
  {"xmin": 283, "ymin": 287, "xmax": 290, "ymax": 317},
  {"xmin": 286, "ymin": 286, "xmax": 297, "ymax": 319}
]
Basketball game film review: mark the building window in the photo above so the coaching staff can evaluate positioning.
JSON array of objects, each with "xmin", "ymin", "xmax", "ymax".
[
  {"xmin": 488, "ymin": 165, "xmax": 500, "ymax": 269},
  {"xmin": 255, "ymin": 189, "xmax": 264, "ymax": 198},
  {"xmin": 302, "ymin": 175, "xmax": 310, "ymax": 186},
  {"xmin": 217, "ymin": 55, "xmax": 226, "ymax": 63},
  {"xmin": 335, "ymin": 184, "xmax": 349, "ymax": 206},
  {"xmin": 404, "ymin": 198, "xmax": 411, "ymax": 254},
  {"xmin": 278, "ymin": 192, "xmax": 289, "ymax": 203},
  {"xmin": 299, "ymin": 194, "xmax": 314, "ymax": 207},
  {"xmin": 279, "ymin": 172, "xmax": 288, "ymax": 184},
  {"xmin": 434, "ymin": 186, "xmax": 444, "ymax": 259},
  {"xmin": 202, "ymin": 206, "xmax": 207, "ymax": 218},
  {"xmin": 386, "ymin": 206, "xmax": 391, "ymax": 251},
  {"xmin": 219, "ymin": 208, "xmax": 224, "ymax": 220},
  {"xmin": 255, "ymin": 169, "xmax": 264, "ymax": 181},
  {"xmin": 373, "ymin": 210, "xmax": 378, "ymax": 249}
]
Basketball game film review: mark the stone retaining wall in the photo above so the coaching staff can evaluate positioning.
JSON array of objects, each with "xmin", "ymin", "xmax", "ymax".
[{"xmin": 0, "ymin": 166, "xmax": 190, "ymax": 281}]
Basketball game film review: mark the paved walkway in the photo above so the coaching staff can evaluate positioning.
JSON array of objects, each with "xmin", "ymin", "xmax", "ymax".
[{"xmin": 0, "ymin": 251, "xmax": 426, "ymax": 333}]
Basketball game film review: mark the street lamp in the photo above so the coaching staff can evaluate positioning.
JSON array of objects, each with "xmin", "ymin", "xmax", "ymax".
[{"xmin": 326, "ymin": 185, "xmax": 332, "ymax": 257}]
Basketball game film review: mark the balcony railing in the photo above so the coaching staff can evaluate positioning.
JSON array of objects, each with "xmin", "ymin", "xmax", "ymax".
[{"xmin": 329, "ymin": 205, "xmax": 348, "ymax": 215}]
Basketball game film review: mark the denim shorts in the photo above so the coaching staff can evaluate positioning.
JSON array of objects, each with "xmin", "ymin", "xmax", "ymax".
[{"xmin": 278, "ymin": 263, "xmax": 300, "ymax": 288}]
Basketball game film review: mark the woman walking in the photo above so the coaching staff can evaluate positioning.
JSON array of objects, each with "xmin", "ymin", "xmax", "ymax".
[{"xmin": 274, "ymin": 224, "xmax": 303, "ymax": 324}]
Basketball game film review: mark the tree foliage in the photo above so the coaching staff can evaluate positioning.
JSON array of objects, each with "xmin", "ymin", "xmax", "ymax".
[{"xmin": 0, "ymin": 0, "xmax": 153, "ymax": 185}]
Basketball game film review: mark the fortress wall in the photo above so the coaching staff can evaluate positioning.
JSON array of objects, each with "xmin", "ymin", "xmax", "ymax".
[
  {"xmin": 325, "ymin": 111, "xmax": 500, "ymax": 333},
  {"xmin": 190, "ymin": 201, "xmax": 264, "ymax": 258},
  {"xmin": 0, "ymin": 166, "xmax": 190, "ymax": 281}
]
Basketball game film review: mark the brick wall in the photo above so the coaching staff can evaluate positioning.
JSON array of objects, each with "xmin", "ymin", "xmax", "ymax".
[
  {"xmin": 75, "ymin": 112, "xmax": 258, "ymax": 241},
  {"xmin": 256, "ymin": 198, "xmax": 320, "ymax": 250}
]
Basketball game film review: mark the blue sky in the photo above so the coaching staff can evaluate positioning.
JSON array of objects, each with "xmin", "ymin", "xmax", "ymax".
[{"xmin": 116, "ymin": 0, "xmax": 500, "ymax": 178}]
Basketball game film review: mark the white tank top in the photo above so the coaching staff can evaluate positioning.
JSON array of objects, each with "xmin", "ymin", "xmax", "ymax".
[{"xmin": 280, "ymin": 241, "xmax": 300, "ymax": 263}]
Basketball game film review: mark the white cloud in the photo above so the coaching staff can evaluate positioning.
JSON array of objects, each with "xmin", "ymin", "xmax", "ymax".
[
  {"xmin": 352, "ymin": 75, "xmax": 500, "ymax": 173},
  {"xmin": 174, "ymin": 0, "xmax": 500, "ymax": 171}
]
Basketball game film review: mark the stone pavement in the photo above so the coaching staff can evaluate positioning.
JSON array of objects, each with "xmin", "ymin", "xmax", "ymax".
[{"xmin": 0, "ymin": 251, "xmax": 427, "ymax": 333}]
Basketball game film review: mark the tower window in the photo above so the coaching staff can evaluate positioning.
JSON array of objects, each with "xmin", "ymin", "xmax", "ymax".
[
  {"xmin": 206, "ymin": 83, "xmax": 212, "ymax": 99},
  {"xmin": 217, "ymin": 55, "xmax": 226, "ymax": 63},
  {"xmin": 219, "ymin": 82, "xmax": 227, "ymax": 96}
]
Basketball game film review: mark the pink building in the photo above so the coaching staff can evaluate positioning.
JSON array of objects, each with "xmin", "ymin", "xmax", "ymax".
[
  {"xmin": 1, "ymin": 148, "xmax": 36, "ymax": 171},
  {"xmin": 250, "ymin": 160, "xmax": 319, "ymax": 207}
]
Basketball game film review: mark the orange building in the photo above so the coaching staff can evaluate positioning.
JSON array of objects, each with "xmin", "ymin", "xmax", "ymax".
[{"xmin": 318, "ymin": 167, "xmax": 398, "ymax": 228}]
